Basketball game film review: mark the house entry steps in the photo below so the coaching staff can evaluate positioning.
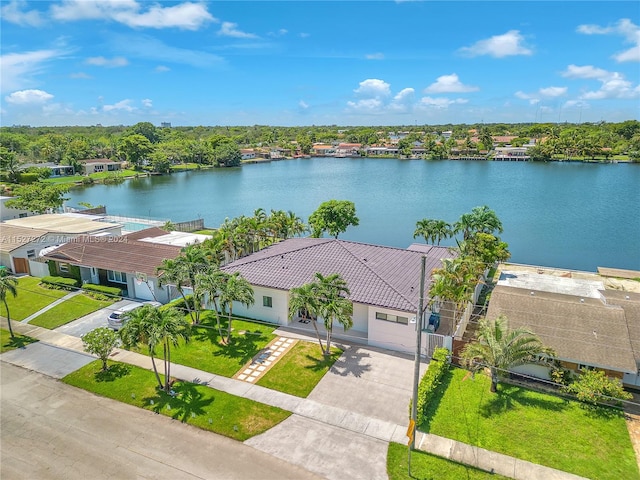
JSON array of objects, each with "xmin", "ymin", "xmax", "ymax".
[{"xmin": 235, "ymin": 337, "xmax": 297, "ymax": 383}]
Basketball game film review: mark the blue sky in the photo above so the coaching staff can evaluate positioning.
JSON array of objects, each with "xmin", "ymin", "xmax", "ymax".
[{"xmin": 1, "ymin": 1, "xmax": 639, "ymax": 127}]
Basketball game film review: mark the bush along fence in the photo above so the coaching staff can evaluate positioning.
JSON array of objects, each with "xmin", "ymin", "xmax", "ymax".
[
  {"xmin": 41, "ymin": 276, "xmax": 80, "ymax": 290},
  {"xmin": 416, "ymin": 347, "xmax": 451, "ymax": 426}
]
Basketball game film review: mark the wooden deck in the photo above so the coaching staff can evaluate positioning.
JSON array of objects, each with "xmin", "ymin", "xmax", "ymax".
[{"xmin": 597, "ymin": 267, "xmax": 640, "ymax": 279}]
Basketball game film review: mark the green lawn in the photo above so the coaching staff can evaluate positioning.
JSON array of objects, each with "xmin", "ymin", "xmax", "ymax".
[
  {"xmin": 422, "ymin": 368, "xmax": 639, "ymax": 480},
  {"xmin": 131, "ymin": 311, "xmax": 277, "ymax": 378},
  {"xmin": 387, "ymin": 442, "xmax": 511, "ymax": 480},
  {"xmin": 193, "ymin": 229, "xmax": 217, "ymax": 235},
  {"xmin": 64, "ymin": 360, "xmax": 289, "ymax": 441},
  {"xmin": 29, "ymin": 293, "xmax": 114, "ymax": 329},
  {"xmin": 0, "ymin": 276, "xmax": 68, "ymax": 321},
  {"xmin": 42, "ymin": 169, "xmax": 140, "ymax": 185},
  {"xmin": 0, "ymin": 328, "xmax": 38, "ymax": 353},
  {"xmin": 257, "ymin": 341, "xmax": 342, "ymax": 397}
]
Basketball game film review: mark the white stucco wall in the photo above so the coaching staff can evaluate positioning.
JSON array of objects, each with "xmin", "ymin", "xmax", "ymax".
[
  {"xmin": 230, "ymin": 286, "xmax": 289, "ymax": 325},
  {"xmin": 367, "ymin": 306, "xmax": 417, "ymax": 354},
  {"xmin": 351, "ymin": 302, "xmax": 368, "ymax": 333}
]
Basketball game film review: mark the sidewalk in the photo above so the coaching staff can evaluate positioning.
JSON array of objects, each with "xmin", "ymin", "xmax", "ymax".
[{"xmin": 1, "ymin": 318, "xmax": 587, "ymax": 480}]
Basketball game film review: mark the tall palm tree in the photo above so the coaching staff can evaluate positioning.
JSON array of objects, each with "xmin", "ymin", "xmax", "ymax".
[
  {"xmin": 0, "ymin": 270, "xmax": 18, "ymax": 338},
  {"xmin": 195, "ymin": 269, "xmax": 229, "ymax": 337},
  {"xmin": 454, "ymin": 206, "xmax": 503, "ymax": 241},
  {"xmin": 218, "ymin": 272, "xmax": 254, "ymax": 344},
  {"xmin": 461, "ymin": 315, "xmax": 552, "ymax": 393},
  {"xmin": 120, "ymin": 305, "xmax": 164, "ymax": 389},
  {"xmin": 314, "ymin": 273, "xmax": 353, "ymax": 356},
  {"xmin": 156, "ymin": 307, "xmax": 191, "ymax": 392},
  {"xmin": 289, "ymin": 282, "xmax": 324, "ymax": 352},
  {"xmin": 414, "ymin": 218, "xmax": 453, "ymax": 245}
]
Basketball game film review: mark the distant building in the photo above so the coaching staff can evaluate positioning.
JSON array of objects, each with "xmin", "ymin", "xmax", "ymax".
[
  {"xmin": 79, "ymin": 158, "xmax": 123, "ymax": 174},
  {"xmin": 160, "ymin": 122, "xmax": 171, "ymax": 128}
]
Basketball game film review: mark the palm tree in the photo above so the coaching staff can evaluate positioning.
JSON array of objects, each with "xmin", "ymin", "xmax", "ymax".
[
  {"xmin": 461, "ymin": 315, "xmax": 552, "ymax": 393},
  {"xmin": 414, "ymin": 218, "xmax": 453, "ymax": 245},
  {"xmin": 218, "ymin": 272, "xmax": 254, "ymax": 344},
  {"xmin": 195, "ymin": 269, "xmax": 229, "ymax": 337},
  {"xmin": 292, "ymin": 272, "xmax": 353, "ymax": 356},
  {"xmin": 289, "ymin": 282, "xmax": 324, "ymax": 352},
  {"xmin": 120, "ymin": 305, "xmax": 164, "ymax": 389},
  {"xmin": 120, "ymin": 305, "xmax": 190, "ymax": 392},
  {"xmin": 454, "ymin": 206, "xmax": 503, "ymax": 241},
  {"xmin": 0, "ymin": 270, "xmax": 18, "ymax": 338}
]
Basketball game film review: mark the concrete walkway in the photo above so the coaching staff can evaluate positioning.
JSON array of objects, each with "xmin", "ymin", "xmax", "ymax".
[
  {"xmin": 21, "ymin": 290, "xmax": 82, "ymax": 324},
  {"xmin": 1, "ymin": 318, "xmax": 587, "ymax": 480}
]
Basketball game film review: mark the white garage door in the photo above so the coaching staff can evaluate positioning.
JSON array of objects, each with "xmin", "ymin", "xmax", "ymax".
[{"xmin": 133, "ymin": 278, "xmax": 156, "ymax": 301}]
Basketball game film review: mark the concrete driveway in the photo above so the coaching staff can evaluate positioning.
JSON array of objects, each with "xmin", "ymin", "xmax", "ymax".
[
  {"xmin": 307, "ymin": 344, "xmax": 427, "ymax": 426},
  {"xmin": 54, "ymin": 299, "xmax": 140, "ymax": 338},
  {"xmin": 0, "ymin": 342, "xmax": 95, "ymax": 379},
  {"xmin": 1, "ymin": 362, "xmax": 322, "ymax": 480}
]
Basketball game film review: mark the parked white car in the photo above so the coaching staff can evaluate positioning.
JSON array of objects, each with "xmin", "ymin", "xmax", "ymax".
[{"xmin": 107, "ymin": 301, "xmax": 161, "ymax": 330}]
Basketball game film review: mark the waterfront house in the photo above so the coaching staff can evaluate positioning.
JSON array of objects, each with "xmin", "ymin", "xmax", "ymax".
[
  {"xmin": 312, "ymin": 144, "xmax": 336, "ymax": 156},
  {"xmin": 80, "ymin": 158, "xmax": 123, "ymax": 175},
  {"xmin": 221, "ymin": 237, "xmax": 457, "ymax": 355},
  {"xmin": 1, "ymin": 213, "xmax": 122, "ymax": 276},
  {"xmin": 483, "ymin": 268, "xmax": 640, "ymax": 387},
  {"xmin": 240, "ymin": 149, "xmax": 256, "ymax": 160},
  {"xmin": 42, "ymin": 227, "xmax": 184, "ymax": 303},
  {"xmin": 0, "ymin": 195, "xmax": 32, "ymax": 221},
  {"xmin": 19, "ymin": 162, "xmax": 75, "ymax": 177}
]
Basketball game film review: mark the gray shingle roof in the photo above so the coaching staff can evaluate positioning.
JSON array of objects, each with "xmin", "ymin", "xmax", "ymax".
[
  {"xmin": 486, "ymin": 285, "xmax": 637, "ymax": 373},
  {"xmin": 222, "ymin": 238, "xmax": 455, "ymax": 313}
]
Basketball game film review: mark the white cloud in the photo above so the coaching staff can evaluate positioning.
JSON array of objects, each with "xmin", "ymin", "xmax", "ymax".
[
  {"xmin": 70, "ymin": 72, "xmax": 92, "ymax": 79},
  {"xmin": 563, "ymin": 100, "xmax": 589, "ymax": 109},
  {"xmin": 419, "ymin": 96, "xmax": 468, "ymax": 109},
  {"xmin": 1, "ymin": 0, "xmax": 43, "ymax": 26},
  {"xmin": 562, "ymin": 64, "xmax": 609, "ymax": 80},
  {"xmin": 268, "ymin": 29, "xmax": 288, "ymax": 37},
  {"xmin": 50, "ymin": 0, "xmax": 215, "ymax": 30},
  {"xmin": 346, "ymin": 98, "xmax": 384, "ymax": 113},
  {"xmin": 111, "ymin": 34, "xmax": 224, "ymax": 68},
  {"xmin": 562, "ymin": 64, "xmax": 639, "ymax": 100},
  {"xmin": 515, "ymin": 91, "xmax": 540, "ymax": 105},
  {"xmin": 577, "ymin": 18, "xmax": 640, "ymax": 63},
  {"xmin": 0, "ymin": 49, "xmax": 64, "ymax": 93},
  {"xmin": 354, "ymin": 79, "xmax": 391, "ymax": 98},
  {"xmin": 389, "ymin": 88, "xmax": 415, "ymax": 112},
  {"xmin": 155, "ymin": 65, "xmax": 170, "ymax": 73},
  {"xmin": 5, "ymin": 89, "xmax": 54, "ymax": 104},
  {"xmin": 365, "ymin": 53, "xmax": 385, "ymax": 60},
  {"xmin": 218, "ymin": 21, "xmax": 258, "ymax": 39},
  {"xmin": 103, "ymin": 99, "xmax": 135, "ymax": 112},
  {"xmin": 539, "ymin": 86, "xmax": 567, "ymax": 97},
  {"xmin": 298, "ymin": 100, "xmax": 309, "ymax": 110},
  {"xmin": 459, "ymin": 30, "xmax": 533, "ymax": 58},
  {"xmin": 85, "ymin": 56, "xmax": 129, "ymax": 68},
  {"xmin": 424, "ymin": 73, "xmax": 478, "ymax": 93},
  {"xmin": 142, "ymin": 98, "xmax": 153, "ymax": 108}
]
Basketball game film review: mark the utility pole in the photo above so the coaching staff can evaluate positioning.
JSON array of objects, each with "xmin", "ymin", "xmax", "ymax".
[{"xmin": 408, "ymin": 255, "xmax": 426, "ymax": 476}]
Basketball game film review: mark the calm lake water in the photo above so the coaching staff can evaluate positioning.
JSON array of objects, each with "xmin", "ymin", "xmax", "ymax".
[{"xmin": 66, "ymin": 158, "xmax": 640, "ymax": 272}]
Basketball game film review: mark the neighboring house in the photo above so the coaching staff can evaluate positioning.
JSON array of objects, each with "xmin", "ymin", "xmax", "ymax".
[
  {"xmin": 221, "ymin": 237, "xmax": 456, "ymax": 355},
  {"xmin": 0, "ymin": 196, "xmax": 32, "ymax": 221},
  {"xmin": 42, "ymin": 227, "xmax": 183, "ymax": 303},
  {"xmin": 336, "ymin": 143, "xmax": 362, "ymax": 157},
  {"xmin": 484, "ymin": 269, "xmax": 640, "ymax": 387},
  {"xmin": 240, "ymin": 149, "xmax": 256, "ymax": 160},
  {"xmin": 493, "ymin": 146, "xmax": 531, "ymax": 161},
  {"xmin": 19, "ymin": 162, "xmax": 75, "ymax": 177},
  {"xmin": 311, "ymin": 144, "xmax": 336, "ymax": 156},
  {"xmin": 1, "ymin": 213, "xmax": 122, "ymax": 275},
  {"xmin": 79, "ymin": 158, "xmax": 123, "ymax": 174}
]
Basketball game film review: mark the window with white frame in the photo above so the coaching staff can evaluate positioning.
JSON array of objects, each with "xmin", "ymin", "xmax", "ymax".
[
  {"xmin": 107, "ymin": 270, "xmax": 127, "ymax": 284},
  {"xmin": 59, "ymin": 263, "xmax": 69, "ymax": 273},
  {"xmin": 375, "ymin": 312, "xmax": 409, "ymax": 325},
  {"xmin": 263, "ymin": 296, "xmax": 273, "ymax": 308}
]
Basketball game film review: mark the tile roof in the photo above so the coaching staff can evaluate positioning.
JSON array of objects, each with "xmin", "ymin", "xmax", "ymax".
[
  {"xmin": 222, "ymin": 238, "xmax": 455, "ymax": 312},
  {"xmin": 486, "ymin": 285, "xmax": 637, "ymax": 373},
  {"xmin": 42, "ymin": 228, "xmax": 182, "ymax": 277}
]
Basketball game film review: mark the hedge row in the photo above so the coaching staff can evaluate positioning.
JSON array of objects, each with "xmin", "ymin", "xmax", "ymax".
[
  {"xmin": 416, "ymin": 347, "xmax": 451, "ymax": 426},
  {"xmin": 40, "ymin": 276, "xmax": 79, "ymax": 289},
  {"xmin": 163, "ymin": 294, "xmax": 195, "ymax": 314},
  {"xmin": 82, "ymin": 283, "xmax": 122, "ymax": 298}
]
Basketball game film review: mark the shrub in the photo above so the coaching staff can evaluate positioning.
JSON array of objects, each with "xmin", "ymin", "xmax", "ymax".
[
  {"xmin": 416, "ymin": 347, "xmax": 451, "ymax": 426},
  {"xmin": 563, "ymin": 368, "xmax": 632, "ymax": 407},
  {"xmin": 18, "ymin": 172, "xmax": 39, "ymax": 184},
  {"xmin": 82, "ymin": 283, "xmax": 122, "ymax": 298},
  {"xmin": 40, "ymin": 276, "xmax": 79, "ymax": 289}
]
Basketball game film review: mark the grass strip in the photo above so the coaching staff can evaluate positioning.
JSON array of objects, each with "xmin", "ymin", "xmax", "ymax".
[
  {"xmin": 387, "ymin": 442, "xmax": 511, "ymax": 480},
  {"xmin": 0, "ymin": 277, "xmax": 67, "ymax": 321},
  {"xmin": 0, "ymin": 328, "xmax": 38, "ymax": 353},
  {"xmin": 257, "ymin": 341, "xmax": 341, "ymax": 397},
  {"xmin": 63, "ymin": 360, "xmax": 290, "ymax": 441}
]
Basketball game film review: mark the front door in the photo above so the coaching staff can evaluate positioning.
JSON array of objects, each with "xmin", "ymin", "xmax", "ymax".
[{"xmin": 13, "ymin": 258, "xmax": 29, "ymax": 274}]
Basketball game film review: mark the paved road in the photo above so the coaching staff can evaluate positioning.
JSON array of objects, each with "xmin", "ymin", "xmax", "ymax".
[{"xmin": 1, "ymin": 362, "xmax": 323, "ymax": 480}]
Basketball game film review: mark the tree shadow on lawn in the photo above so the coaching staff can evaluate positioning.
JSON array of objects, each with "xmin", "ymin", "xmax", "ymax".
[
  {"xmin": 211, "ymin": 331, "xmax": 270, "ymax": 366},
  {"xmin": 94, "ymin": 363, "xmax": 131, "ymax": 382},
  {"xmin": 478, "ymin": 383, "xmax": 568, "ymax": 419},
  {"xmin": 303, "ymin": 350, "xmax": 342, "ymax": 372},
  {"xmin": 144, "ymin": 381, "xmax": 214, "ymax": 423},
  {"xmin": 3, "ymin": 335, "xmax": 38, "ymax": 350}
]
